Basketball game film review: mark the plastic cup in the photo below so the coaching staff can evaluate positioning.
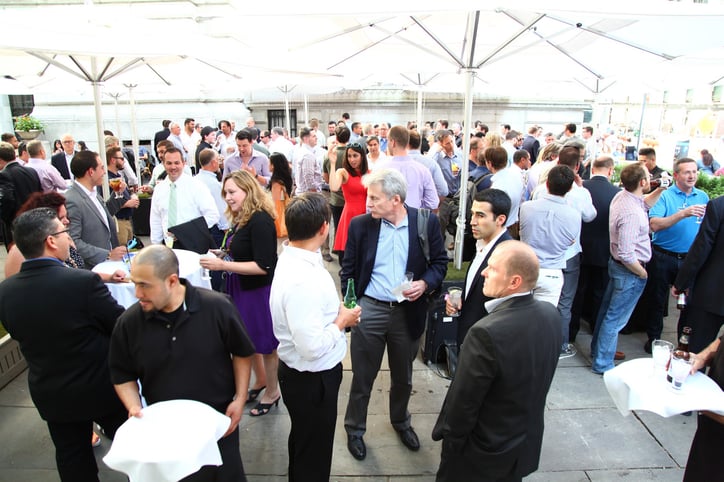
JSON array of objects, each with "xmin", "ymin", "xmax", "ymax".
[
  {"xmin": 670, "ymin": 353, "xmax": 692, "ymax": 390},
  {"xmin": 447, "ymin": 287, "xmax": 462, "ymax": 317},
  {"xmin": 651, "ymin": 340, "xmax": 673, "ymax": 378}
]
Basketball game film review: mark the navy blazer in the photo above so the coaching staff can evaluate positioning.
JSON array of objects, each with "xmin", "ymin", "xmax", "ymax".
[
  {"xmin": 340, "ymin": 206, "xmax": 448, "ymax": 339},
  {"xmin": 0, "ymin": 258, "xmax": 125, "ymax": 422},
  {"xmin": 51, "ymin": 152, "xmax": 71, "ymax": 180}
]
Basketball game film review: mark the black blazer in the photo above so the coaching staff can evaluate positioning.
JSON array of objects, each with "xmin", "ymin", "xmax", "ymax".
[
  {"xmin": 521, "ymin": 135, "xmax": 540, "ymax": 164},
  {"xmin": 457, "ymin": 231, "xmax": 512, "ymax": 346},
  {"xmin": 675, "ymin": 196, "xmax": 724, "ymax": 316},
  {"xmin": 432, "ymin": 294, "xmax": 562, "ymax": 481},
  {"xmin": 0, "ymin": 161, "xmax": 42, "ymax": 222},
  {"xmin": 153, "ymin": 128, "xmax": 170, "ymax": 157},
  {"xmin": 581, "ymin": 176, "xmax": 620, "ymax": 267},
  {"xmin": 340, "ymin": 206, "xmax": 448, "ymax": 339},
  {"xmin": 51, "ymin": 152, "xmax": 71, "ymax": 180},
  {"xmin": 0, "ymin": 259, "xmax": 125, "ymax": 422}
]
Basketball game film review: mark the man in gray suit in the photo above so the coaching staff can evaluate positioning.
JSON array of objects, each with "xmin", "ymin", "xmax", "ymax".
[{"xmin": 65, "ymin": 150, "xmax": 127, "ymax": 267}]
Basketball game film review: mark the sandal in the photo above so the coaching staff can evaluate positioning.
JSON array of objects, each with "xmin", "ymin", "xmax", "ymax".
[
  {"xmin": 245, "ymin": 386, "xmax": 266, "ymax": 404},
  {"xmin": 249, "ymin": 396, "xmax": 280, "ymax": 417}
]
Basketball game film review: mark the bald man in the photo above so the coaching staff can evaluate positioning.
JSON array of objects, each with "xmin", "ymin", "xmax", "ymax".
[
  {"xmin": 433, "ymin": 240, "xmax": 562, "ymax": 482},
  {"xmin": 109, "ymin": 245, "xmax": 256, "ymax": 481}
]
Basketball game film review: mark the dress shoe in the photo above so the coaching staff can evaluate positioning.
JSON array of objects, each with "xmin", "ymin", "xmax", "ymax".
[
  {"xmin": 322, "ymin": 253, "xmax": 334, "ymax": 262},
  {"xmin": 347, "ymin": 434, "xmax": 366, "ymax": 460},
  {"xmin": 614, "ymin": 351, "xmax": 626, "ymax": 361},
  {"xmin": 397, "ymin": 427, "xmax": 420, "ymax": 451},
  {"xmin": 644, "ymin": 339, "xmax": 653, "ymax": 354}
]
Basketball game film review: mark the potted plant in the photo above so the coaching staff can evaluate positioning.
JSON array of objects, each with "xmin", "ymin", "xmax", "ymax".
[{"xmin": 13, "ymin": 115, "xmax": 44, "ymax": 140}]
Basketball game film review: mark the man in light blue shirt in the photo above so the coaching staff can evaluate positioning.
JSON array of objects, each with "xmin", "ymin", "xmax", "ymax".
[{"xmin": 645, "ymin": 157, "xmax": 708, "ymax": 353}]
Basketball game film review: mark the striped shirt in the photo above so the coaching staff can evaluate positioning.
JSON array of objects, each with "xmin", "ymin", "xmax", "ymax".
[{"xmin": 609, "ymin": 190, "xmax": 651, "ymax": 265}]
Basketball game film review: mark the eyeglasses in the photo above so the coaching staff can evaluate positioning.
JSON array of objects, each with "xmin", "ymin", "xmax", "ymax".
[
  {"xmin": 50, "ymin": 228, "xmax": 70, "ymax": 237},
  {"xmin": 348, "ymin": 142, "xmax": 364, "ymax": 150}
]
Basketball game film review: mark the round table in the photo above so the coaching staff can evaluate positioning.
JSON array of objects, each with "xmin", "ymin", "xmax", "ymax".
[{"xmin": 92, "ymin": 249, "xmax": 212, "ymax": 308}]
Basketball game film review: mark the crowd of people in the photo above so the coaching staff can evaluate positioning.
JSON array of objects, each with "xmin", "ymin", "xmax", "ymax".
[{"xmin": 0, "ymin": 113, "xmax": 721, "ymax": 481}]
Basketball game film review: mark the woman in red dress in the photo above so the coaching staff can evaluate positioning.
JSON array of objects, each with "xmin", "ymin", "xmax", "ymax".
[{"xmin": 330, "ymin": 143, "xmax": 369, "ymax": 265}]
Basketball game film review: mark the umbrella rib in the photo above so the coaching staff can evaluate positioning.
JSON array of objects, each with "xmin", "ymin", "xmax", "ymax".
[
  {"xmin": 410, "ymin": 16, "xmax": 464, "ymax": 69},
  {"xmin": 69, "ymin": 55, "xmax": 94, "ymax": 81},
  {"xmin": 501, "ymin": 10, "xmax": 603, "ymax": 79},
  {"xmin": 475, "ymin": 13, "xmax": 546, "ymax": 69},
  {"xmin": 327, "ymin": 26, "xmax": 406, "ymax": 71},
  {"xmin": 465, "ymin": 11, "xmax": 481, "ymax": 68},
  {"xmin": 144, "ymin": 62, "xmax": 171, "ymax": 86},
  {"xmin": 372, "ymin": 23, "xmax": 456, "ymax": 68},
  {"xmin": 194, "ymin": 58, "xmax": 243, "ymax": 79},
  {"xmin": 289, "ymin": 17, "xmax": 395, "ymax": 51},
  {"xmin": 28, "ymin": 52, "xmax": 89, "ymax": 81},
  {"xmin": 546, "ymin": 15, "xmax": 677, "ymax": 61},
  {"xmin": 103, "ymin": 58, "xmax": 145, "ymax": 82}
]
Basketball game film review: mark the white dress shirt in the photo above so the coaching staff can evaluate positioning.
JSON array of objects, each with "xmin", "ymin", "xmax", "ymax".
[
  {"xmin": 194, "ymin": 170, "xmax": 230, "ymax": 230},
  {"xmin": 491, "ymin": 167, "xmax": 524, "ymax": 226},
  {"xmin": 149, "ymin": 173, "xmax": 220, "ymax": 243},
  {"xmin": 270, "ymin": 244, "xmax": 347, "ymax": 372},
  {"xmin": 465, "ymin": 230, "xmax": 507, "ymax": 298}
]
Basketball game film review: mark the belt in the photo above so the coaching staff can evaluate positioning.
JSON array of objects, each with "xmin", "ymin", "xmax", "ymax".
[
  {"xmin": 613, "ymin": 258, "xmax": 647, "ymax": 269},
  {"xmin": 653, "ymin": 244, "xmax": 686, "ymax": 260},
  {"xmin": 363, "ymin": 295, "xmax": 402, "ymax": 307}
]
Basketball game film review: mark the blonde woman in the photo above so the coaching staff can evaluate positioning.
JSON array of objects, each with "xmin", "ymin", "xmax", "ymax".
[{"xmin": 200, "ymin": 170, "xmax": 280, "ymax": 416}]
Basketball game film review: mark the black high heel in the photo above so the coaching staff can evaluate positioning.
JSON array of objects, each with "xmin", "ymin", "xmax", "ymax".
[
  {"xmin": 249, "ymin": 396, "xmax": 281, "ymax": 417},
  {"xmin": 245, "ymin": 386, "xmax": 266, "ymax": 404}
]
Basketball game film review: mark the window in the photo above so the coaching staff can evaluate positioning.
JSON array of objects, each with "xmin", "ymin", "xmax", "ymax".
[{"xmin": 267, "ymin": 109, "xmax": 297, "ymax": 137}]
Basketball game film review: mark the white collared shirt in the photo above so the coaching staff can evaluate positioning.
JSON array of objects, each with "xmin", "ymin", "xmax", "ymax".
[
  {"xmin": 75, "ymin": 180, "xmax": 109, "ymax": 230},
  {"xmin": 484, "ymin": 291, "xmax": 533, "ymax": 313},
  {"xmin": 270, "ymin": 244, "xmax": 347, "ymax": 372},
  {"xmin": 465, "ymin": 229, "xmax": 507, "ymax": 298},
  {"xmin": 149, "ymin": 173, "xmax": 220, "ymax": 243}
]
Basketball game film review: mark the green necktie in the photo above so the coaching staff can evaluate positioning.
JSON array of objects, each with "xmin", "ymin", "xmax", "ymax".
[{"xmin": 168, "ymin": 182, "xmax": 178, "ymax": 228}]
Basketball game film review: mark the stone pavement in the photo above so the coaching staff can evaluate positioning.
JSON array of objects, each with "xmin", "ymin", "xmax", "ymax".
[{"xmin": 0, "ymin": 247, "xmax": 703, "ymax": 481}]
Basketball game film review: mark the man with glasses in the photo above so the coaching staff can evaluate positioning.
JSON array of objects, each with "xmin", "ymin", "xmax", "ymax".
[
  {"xmin": 0, "ymin": 207, "xmax": 127, "ymax": 482},
  {"xmin": 65, "ymin": 150, "xmax": 127, "ymax": 267},
  {"xmin": 106, "ymin": 146, "xmax": 140, "ymax": 246},
  {"xmin": 51, "ymin": 134, "xmax": 76, "ymax": 180}
]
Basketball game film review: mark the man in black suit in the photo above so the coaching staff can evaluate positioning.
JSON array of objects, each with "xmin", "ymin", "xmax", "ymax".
[
  {"xmin": 447, "ymin": 188, "xmax": 512, "ymax": 347},
  {"xmin": 153, "ymin": 119, "xmax": 171, "ymax": 158},
  {"xmin": 571, "ymin": 156, "xmax": 620, "ymax": 343},
  {"xmin": 521, "ymin": 125, "xmax": 541, "ymax": 164},
  {"xmin": 673, "ymin": 195, "xmax": 724, "ymax": 354},
  {"xmin": 51, "ymin": 133, "xmax": 75, "ymax": 180},
  {"xmin": 0, "ymin": 208, "xmax": 127, "ymax": 482},
  {"xmin": 432, "ymin": 240, "xmax": 562, "ymax": 482},
  {"xmin": 341, "ymin": 168, "xmax": 448, "ymax": 460},
  {"xmin": 0, "ymin": 141, "xmax": 42, "ymax": 247}
]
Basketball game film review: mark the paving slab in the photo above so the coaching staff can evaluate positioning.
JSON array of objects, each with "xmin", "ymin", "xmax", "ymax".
[
  {"xmin": 586, "ymin": 467, "xmax": 686, "ymax": 481},
  {"xmin": 538, "ymin": 408, "xmax": 678, "ymax": 472},
  {"xmin": 547, "ymin": 366, "xmax": 616, "ymax": 410},
  {"xmin": 524, "ymin": 470, "xmax": 589, "ymax": 481},
  {"xmin": 0, "ymin": 369, "xmax": 33, "ymax": 407},
  {"xmin": 633, "ymin": 411, "xmax": 697, "ymax": 467}
]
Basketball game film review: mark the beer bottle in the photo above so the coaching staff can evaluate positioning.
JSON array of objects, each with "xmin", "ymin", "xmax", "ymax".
[
  {"xmin": 344, "ymin": 278, "xmax": 357, "ymax": 309},
  {"xmin": 667, "ymin": 327, "xmax": 692, "ymax": 382}
]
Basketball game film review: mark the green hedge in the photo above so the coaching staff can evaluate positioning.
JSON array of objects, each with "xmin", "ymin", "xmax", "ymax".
[{"xmin": 611, "ymin": 165, "xmax": 724, "ymax": 199}]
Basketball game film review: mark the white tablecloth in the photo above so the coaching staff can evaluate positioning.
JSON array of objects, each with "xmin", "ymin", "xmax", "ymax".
[
  {"xmin": 93, "ymin": 249, "xmax": 212, "ymax": 308},
  {"xmin": 603, "ymin": 358, "xmax": 724, "ymax": 417},
  {"xmin": 103, "ymin": 399, "xmax": 230, "ymax": 482}
]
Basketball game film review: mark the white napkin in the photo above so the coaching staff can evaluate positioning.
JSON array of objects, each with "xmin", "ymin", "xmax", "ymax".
[
  {"xmin": 103, "ymin": 399, "xmax": 231, "ymax": 482},
  {"xmin": 603, "ymin": 358, "xmax": 724, "ymax": 417}
]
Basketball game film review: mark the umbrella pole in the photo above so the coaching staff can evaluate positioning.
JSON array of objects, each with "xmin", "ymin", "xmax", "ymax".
[
  {"xmin": 91, "ymin": 57, "xmax": 110, "ymax": 201},
  {"xmin": 126, "ymin": 84, "xmax": 141, "ymax": 184},
  {"xmin": 454, "ymin": 68, "xmax": 475, "ymax": 270}
]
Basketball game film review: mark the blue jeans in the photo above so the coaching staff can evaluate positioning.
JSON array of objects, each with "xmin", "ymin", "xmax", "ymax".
[{"xmin": 590, "ymin": 259, "xmax": 647, "ymax": 373}]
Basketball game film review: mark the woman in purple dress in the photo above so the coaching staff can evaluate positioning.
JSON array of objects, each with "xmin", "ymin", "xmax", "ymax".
[{"xmin": 202, "ymin": 169, "xmax": 280, "ymax": 416}]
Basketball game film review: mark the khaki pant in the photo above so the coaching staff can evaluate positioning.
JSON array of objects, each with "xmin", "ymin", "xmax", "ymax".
[{"xmin": 116, "ymin": 218, "xmax": 133, "ymax": 247}]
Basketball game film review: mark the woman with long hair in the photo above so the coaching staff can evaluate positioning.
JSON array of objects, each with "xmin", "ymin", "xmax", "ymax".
[
  {"xmin": 200, "ymin": 170, "xmax": 280, "ymax": 416},
  {"xmin": 329, "ymin": 142, "xmax": 369, "ymax": 264},
  {"xmin": 52, "ymin": 139, "xmax": 63, "ymax": 155},
  {"xmin": 269, "ymin": 152, "xmax": 294, "ymax": 250}
]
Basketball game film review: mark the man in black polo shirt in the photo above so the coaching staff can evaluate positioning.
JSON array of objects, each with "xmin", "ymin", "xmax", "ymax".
[{"xmin": 109, "ymin": 245, "xmax": 255, "ymax": 481}]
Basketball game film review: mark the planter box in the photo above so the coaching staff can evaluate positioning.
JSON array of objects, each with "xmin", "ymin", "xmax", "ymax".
[
  {"xmin": 16, "ymin": 130, "xmax": 41, "ymax": 141},
  {"xmin": 0, "ymin": 334, "xmax": 26, "ymax": 390}
]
